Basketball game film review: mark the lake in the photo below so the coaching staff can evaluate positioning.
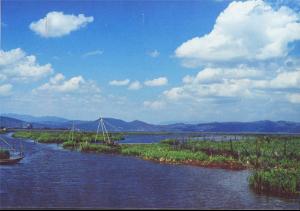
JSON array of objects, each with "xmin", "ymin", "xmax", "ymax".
[{"xmin": 0, "ymin": 133, "xmax": 299, "ymax": 209}]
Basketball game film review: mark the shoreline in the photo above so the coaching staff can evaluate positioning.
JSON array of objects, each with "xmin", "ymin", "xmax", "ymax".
[
  {"xmin": 134, "ymin": 156, "xmax": 248, "ymax": 170},
  {"xmin": 8, "ymin": 131, "xmax": 300, "ymax": 198}
]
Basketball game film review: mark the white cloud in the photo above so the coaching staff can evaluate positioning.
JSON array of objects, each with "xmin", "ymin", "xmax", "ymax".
[
  {"xmin": 0, "ymin": 84, "xmax": 12, "ymax": 96},
  {"xmin": 36, "ymin": 73, "xmax": 100, "ymax": 94},
  {"xmin": 49, "ymin": 73, "xmax": 65, "ymax": 84},
  {"xmin": 29, "ymin": 11, "xmax": 94, "ymax": 38},
  {"xmin": 82, "ymin": 50, "xmax": 103, "ymax": 58},
  {"xmin": 144, "ymin": 100, "xmax": 165, "ymax": 110},
  {"xmin": 269, "ymin": 70, "xmax": 300, "ymax": 88},
  {"xmin": 0, "ymin": 48, "xmax": 25, "ymax": 65},
  {"xmin": 191, "ymin": 66, "xmax": 262, "ymax": 84},
  {"xmin": 37, "ymin": 75, "xmax": 85, "ymax": 93},
  {"xmin": 148, "ymin": 50, "xmax": 160, "ymax": 58},
  {"xmin": 109, "ymin": 79, "xmax": 130, "ymax": 86},
  {"xmin": 0, "ymin": 48, "xmax": 53, "ymax": 82},
  {"xmin": 128, "ymin": 81, "xmax": 142, "ymax": 90},
  {"xmin": 175, "ymin": 0, "xmax": 300, "ymax": 66},
  {"xmin": 144, "ymin": 77, "xmax": 168, "ymax": 87},
  {"xmin": 164, "ymin": 79, "xmax": 252, "ymax": 101},
  {"xmin": 287, "ymin": 93, "xmax": 300, "ymax": 104},
  {"xmin": 252, "ymin": 70, "xmax": 300, "ymax": 89},
  {"xmin": 163, "ymin": 87, "xmax": 187, "ymax": 101},
  {"xmin": 164, "ymin": 65, "xmax": 295, "ymax": 101}
]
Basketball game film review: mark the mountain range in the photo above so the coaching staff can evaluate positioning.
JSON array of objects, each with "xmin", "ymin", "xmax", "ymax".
[{"xmin": 1, "ymin": 113, "xmax": 300, "ymax": 133}]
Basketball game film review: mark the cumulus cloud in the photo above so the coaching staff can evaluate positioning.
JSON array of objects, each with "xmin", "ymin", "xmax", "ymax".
[
  {"xmin": 269, "ymin": 70, "xmax": 300, "ymax": 89},
  {"xmin": 109, "ymin": 79, "xmax": 130, "ymax": 86},
  {"xmin": 163, "ymin": 66, "xmax": 300, "ymax": 102},
  {"xmin": 144, "ymin": 77, "xmax": 168, "ymax": 87},
  {"xmin": 175, "ymin": 0, "xmax": 300, "ymax": 67},
  {"xmin": 36, "ymin": 73, "xmax": 100, "ymax": 94},
  {"xmin": 165, "ymin": 66, "xmax": 261, "ymax": 100},
  {"xmin": 0, "ymin": 84, "xmax": 12, "ymax": 96},
  {"xmin": 29, "ymin": 11, "xmax": 94, "ymax": 38},
  {"xmin": 252, "ymin": 70, "xmax": 300, "ymax": 89},
  {"xmin": 128, "ymin": 81, "xmax": 142, "ymax": 90},
  {"xmin": 186, "ymin": 66, "xmax": 263, "ymax": 84},
  {"xmin": 0, "ymin": 48, "xmax": 53, "ymax": 82},
  {"xmin": 160, "ymin": 0, "xmax": 300, "ymax": 117},
  {"xmin": 143, "ymin": 100, "xmax": 165, "ymax": 110},
  {"xmin": 164, "ymin": 78, "xmax": 252, "ymax": 101}
]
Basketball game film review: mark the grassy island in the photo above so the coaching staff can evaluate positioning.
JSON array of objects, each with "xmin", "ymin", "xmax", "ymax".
[
  {"xmin": 12, "ymin": 130, "xmax": 124, "ymax": 144},
  {"xmin": 12, "ymin": 130, "xmax": 300, "ymax": 198}
]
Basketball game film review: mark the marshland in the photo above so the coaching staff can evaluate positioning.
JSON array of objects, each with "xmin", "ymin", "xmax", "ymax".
[
  {"xmin": 8, "ymin": 130, "xmax": 300, "ymax": 198},
  {"xmin": 1, "ymin": 130, "xmax": 300, "ymax": 209}
]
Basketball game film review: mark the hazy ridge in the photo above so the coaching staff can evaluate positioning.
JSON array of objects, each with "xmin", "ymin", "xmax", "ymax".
[{"xmin": 1, "ymin": 114, "xmax": 300, "ymax": 133}]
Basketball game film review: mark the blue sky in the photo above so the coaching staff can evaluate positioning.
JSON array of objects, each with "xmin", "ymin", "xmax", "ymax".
[{"xmin": 1, "ymin": 0, "xmax": 300, "ymax": 123}]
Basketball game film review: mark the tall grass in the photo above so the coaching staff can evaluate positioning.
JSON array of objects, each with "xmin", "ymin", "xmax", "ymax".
[
  {"xmin": 162, "ymin": 136, "xmax": 300, "ymax": 196},
  {"xmin": 120, "ymin": 143, "xmax": 209, "ymax": 162},
  {"xmin": 249, "ymin": 168, "xmax": 300, "ymax": 196}
]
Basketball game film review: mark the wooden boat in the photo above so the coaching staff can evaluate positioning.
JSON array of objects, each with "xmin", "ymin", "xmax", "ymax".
[
  {"xmin": 0, "ymin": 136, "xmax": 24, "ymax": 165},
  {"xmin": 0, "ymin": 155, "xmax": 24, "ymax": 165}
]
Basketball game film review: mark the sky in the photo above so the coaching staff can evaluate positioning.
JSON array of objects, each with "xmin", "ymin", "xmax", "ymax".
[{"xmin": 0, "ymin": 0, "xmax": 300, "ymax": 123}]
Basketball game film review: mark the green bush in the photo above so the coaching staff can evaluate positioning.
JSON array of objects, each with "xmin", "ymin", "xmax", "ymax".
[{"xmin": 249, "ymin": 168, "xmax": 300, "ymax": 196}]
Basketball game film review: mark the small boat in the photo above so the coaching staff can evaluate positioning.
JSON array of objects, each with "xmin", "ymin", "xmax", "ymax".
[
  {"xmin": 0, "ymin": 136, "xmax": 24, "ymax": 165},
  {"xmin": 0, "ymin": 155, "xmax": 24, "ymax": 165}
]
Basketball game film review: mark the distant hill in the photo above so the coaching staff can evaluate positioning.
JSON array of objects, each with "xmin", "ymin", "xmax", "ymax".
[
  {"xmin": 0, "ymin": 116, "xmax": 26, "ymax": 128},
  {"xmin": 1, "ymin": 113, "xmax": 69, "ymax": 123},
  {"xmin": 163, "ymin": 121, "xmax": 300, "ymax": 133},
  {"xmin": 0, "ymin": 116, "xmax": 53, "ymax": 129},
  {"xmin": 74, "ymin": 118, "xmax": 162, "ymax": 132},
  {"xmin": 0, "ymin": 114, "xmax": 300, "ymax": 133}
]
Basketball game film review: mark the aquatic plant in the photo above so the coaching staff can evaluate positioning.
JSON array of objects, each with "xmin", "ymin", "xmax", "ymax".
[
  {"xmin": 79, "ymin": 143, "xmax": 121, "ymax": 153},
  {"xmin": 12, "ymin": 130, "xmax": 300, "ymax": 197},
  {"xmin": 249, "ymin": 168, "xmax": 300, "ymax": 196}
]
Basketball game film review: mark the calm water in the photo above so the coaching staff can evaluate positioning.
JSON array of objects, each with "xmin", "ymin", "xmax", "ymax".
[{"xmin": 0, "ymin": 133, "xmax": 299, "ymax": 209}]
